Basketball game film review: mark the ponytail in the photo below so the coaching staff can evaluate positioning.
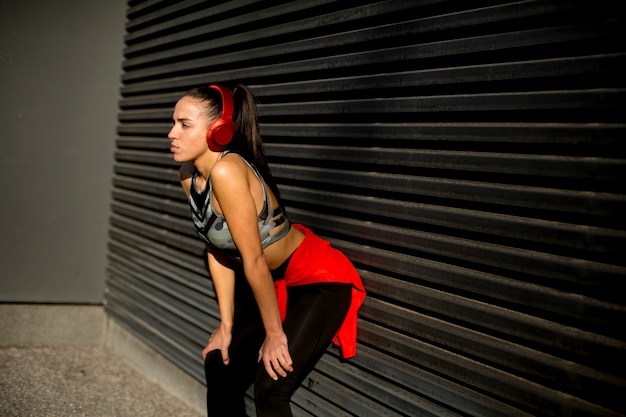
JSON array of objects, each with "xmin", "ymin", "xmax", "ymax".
[
  {"xmin": 231, "ymin": 85, "xmax": 264, "ymax": 164},
  {"xmin": 232, "ymin": 84, "xmax": 285, "ymax": 208}
]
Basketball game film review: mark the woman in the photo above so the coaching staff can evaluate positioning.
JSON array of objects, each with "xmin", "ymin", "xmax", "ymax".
[{"xmin": 168, "ymin": 83, "xmax": 365, "ymax": 417}]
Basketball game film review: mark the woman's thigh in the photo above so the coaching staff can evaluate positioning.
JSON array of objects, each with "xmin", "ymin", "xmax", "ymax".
[
  {"xmin": 255, "ymin": 283, "xmax": 352, "ymax": 397},
  {"xmin": 205, "ymin": 294, "xmax": 265, "ymax": 389},
  {"xmin": 284, "ymin": 283, "xmax": 352, "ymax": 369}
]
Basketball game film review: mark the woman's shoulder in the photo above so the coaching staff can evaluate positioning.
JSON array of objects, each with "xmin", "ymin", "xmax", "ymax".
[
  {"xmin": 211, "ymin": 153, "xmax": 249, "ymax": 186},
  {"xmin": 215, "ymin": 152, "xmax": 251, "ymax": 175},
  {"xmin": 179, "ymin": 161, "xmax": 195, "ymax": 180},
  {"xmin": 178, "ymin": 162, "xmax": 195, "ymax": 197}
]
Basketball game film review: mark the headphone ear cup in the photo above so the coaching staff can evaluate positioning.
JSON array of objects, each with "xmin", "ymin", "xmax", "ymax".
[
  {"xmin": 206, "ymin": 117, "xmax": 236, "ymax": 151},
  {"xmin": 206, "ymin": 84, "xmax": 236, "ymax": 152}
]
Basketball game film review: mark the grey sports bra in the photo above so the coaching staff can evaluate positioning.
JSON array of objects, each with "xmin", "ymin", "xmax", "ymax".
[{"xmin": 188, "ymin": 152, "xmax": 290, "ymax": 257}]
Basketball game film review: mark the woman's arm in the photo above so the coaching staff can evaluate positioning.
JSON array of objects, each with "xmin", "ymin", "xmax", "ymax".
[
  {"xmin": 203, "ymin": 250, "xmax": 236, "ymax": 363},
  {"xmin": 179, "ymin": 162, "xmax": 236, "ymax": 363},
  {"xmin": 210, "ymin": 156, "xmax": 293, "ymax": 380}
]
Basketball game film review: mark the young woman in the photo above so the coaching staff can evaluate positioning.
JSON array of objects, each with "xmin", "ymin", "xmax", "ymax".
[{"xmin": 168, "ymin": 83, "xmax": 365, "ymax": 417}]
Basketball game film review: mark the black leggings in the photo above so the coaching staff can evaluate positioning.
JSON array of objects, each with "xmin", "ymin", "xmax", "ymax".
[{"xmin": 204, "ymin": 282, "xmax": 352, "ymax": 417}]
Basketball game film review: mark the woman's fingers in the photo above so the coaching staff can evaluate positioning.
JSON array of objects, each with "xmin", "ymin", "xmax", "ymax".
[
  {"xmin": 260, "ymin": 344, "xmax": 293, "ymax": 380},
  {"xmin": 264, "ymin": 357, "xmax": 279, "ymax": 380},
  {"xmin": 279, "ymin": 346, "xmax": 293, "ymax": 372},
  {"xmin": 221, "ymin": 348, "xmax": 230, "ymax": 365}
]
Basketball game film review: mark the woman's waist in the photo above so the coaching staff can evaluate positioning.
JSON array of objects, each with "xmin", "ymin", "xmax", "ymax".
[
  {"xmin": 265, "ymin": 225, "xmax": 305, "ymax": 270},
  {"xmin": 271, "ymin": 224, "xmax": 357, "ymax": 286}
]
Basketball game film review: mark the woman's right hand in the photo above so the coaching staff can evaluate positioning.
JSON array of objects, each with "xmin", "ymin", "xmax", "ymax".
[{"xmin": 202, "ymin": 325, "xmax": 232, "ymax": 365}]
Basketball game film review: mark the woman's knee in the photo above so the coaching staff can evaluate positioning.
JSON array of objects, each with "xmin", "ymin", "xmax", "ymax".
[
  {"xmin": 254, "ymin": 371, "xmax": 293, "ymax": 416},
  {"xmin": 204, "ymin": 349, "xmax": 226, "ymax": 384}
]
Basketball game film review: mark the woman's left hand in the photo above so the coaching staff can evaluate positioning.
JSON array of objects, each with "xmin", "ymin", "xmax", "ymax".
[{"xmin": 258, "ymin": 330, "xmax": 293, "ymax": 380}]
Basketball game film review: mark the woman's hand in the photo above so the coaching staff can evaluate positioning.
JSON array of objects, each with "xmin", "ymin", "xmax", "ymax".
[
  {"xmin": 258, "ymin": 329, "xmax": 293, "ymax": 380},
  {"xmin": 202, "ymin": 325, "xmax": 232, "ymax": 365}
]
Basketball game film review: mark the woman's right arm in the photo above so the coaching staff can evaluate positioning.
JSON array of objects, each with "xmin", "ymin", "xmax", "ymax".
[
  {"xmin": 203, "ymin": 251, "xmax": 236, "ymax": 364},
  {"xmin": 179, "ymin": 162, "xmax": 236, "ymax": 363}
]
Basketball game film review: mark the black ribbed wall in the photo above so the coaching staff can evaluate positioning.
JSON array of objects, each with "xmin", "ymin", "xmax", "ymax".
[{"xmin": 105, "ymin": 1, "xmax": 626, "ymax": 416}]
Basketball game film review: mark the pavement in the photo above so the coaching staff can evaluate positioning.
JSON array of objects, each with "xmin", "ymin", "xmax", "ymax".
[{"xmin": 0, "ymin": 304, "xmax": 204, "ymax": 417}]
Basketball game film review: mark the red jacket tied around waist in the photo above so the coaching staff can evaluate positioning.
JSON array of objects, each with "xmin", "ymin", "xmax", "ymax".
[{"xmin": 274, "ymin": 224, "xmax": 366, "ymax": 359}]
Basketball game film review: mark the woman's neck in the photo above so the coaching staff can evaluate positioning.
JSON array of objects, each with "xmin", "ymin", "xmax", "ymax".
[{"xmin": 194, "ymin": 150, "xmax": 224, "ymax": 181}]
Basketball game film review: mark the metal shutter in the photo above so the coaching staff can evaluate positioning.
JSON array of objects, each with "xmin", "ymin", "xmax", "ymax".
[{"xmin": 106, "ymin": 1, "xmax": 626, "ymax": 416}]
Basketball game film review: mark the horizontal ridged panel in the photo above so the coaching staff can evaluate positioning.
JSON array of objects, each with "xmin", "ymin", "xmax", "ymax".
[
  {"xmin": 106, "ymin": 1, "xmax": 626, "ymax": 416},
  {"xmin": 117, "ymin": 90, "xmax": 625, "ymax": 120}
]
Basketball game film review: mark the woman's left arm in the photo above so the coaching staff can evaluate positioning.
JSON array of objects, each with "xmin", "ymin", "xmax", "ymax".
[{"xmin": 210, "ymin": 158, "xmax": 293, "ymax": 380}]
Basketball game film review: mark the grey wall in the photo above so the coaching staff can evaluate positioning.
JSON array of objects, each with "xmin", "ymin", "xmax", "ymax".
[{"xmin": 0, "ymin": 0, "xmax": 126, "ymax": 302}]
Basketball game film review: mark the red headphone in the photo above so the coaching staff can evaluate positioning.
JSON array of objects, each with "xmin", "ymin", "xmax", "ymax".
[{"xmin": 206, "ymin": 85, "xmax": 236, "ymax": 152}]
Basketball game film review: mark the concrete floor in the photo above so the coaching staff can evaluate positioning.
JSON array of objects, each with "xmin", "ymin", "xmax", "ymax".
[{"xmin": 0, "ymin": 304, "xmax": 204, "ymax": 417}]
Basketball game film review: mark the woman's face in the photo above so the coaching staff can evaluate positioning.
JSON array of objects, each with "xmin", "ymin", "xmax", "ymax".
[{"xmin": 168, "ymin": 96, "xmax": 211, "ymax": 163}]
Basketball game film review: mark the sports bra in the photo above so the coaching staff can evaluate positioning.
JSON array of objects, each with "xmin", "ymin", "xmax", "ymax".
[{"xmin": 188, "ymin": 152, "xmax": 290, "ymax": 257}]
